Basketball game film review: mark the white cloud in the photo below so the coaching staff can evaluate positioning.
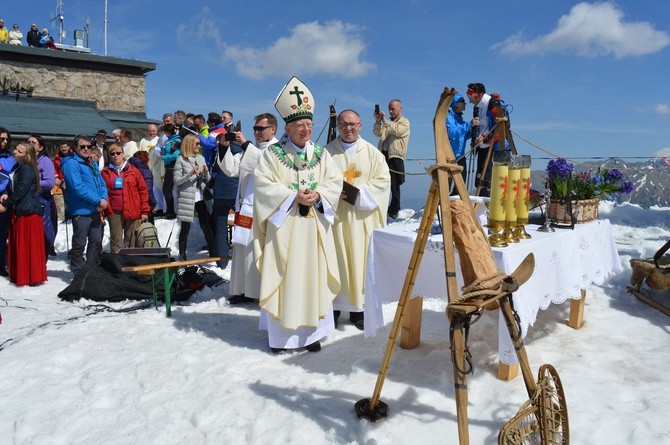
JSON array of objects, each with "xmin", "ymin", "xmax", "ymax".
[
  {"xmin": 178, "ymin": 10, "xmax": 375, "ymax": 81},
  {"xmin": 654, "ymin": 147, "xmax": 670, "ymax": 157},
  {"xmin": 491, "ymin": 2, "xmax": 670, "ymax": 58},
  {"xmin": 654, "ymin": 104, "xmax": 670, "ymax": 115},
  {"xmin": 223, "ymin": 21, "xmax": 375, "ymax": 80}
]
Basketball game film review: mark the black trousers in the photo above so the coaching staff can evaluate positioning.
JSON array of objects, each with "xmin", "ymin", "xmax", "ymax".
[
  {"xmin": 385, "ymin": 154, "xmax": 405, "ymax": 216},
  {"xmin": 475, "ymin": 147, "xmax": 492, "ymax": 197},
  {"xmin": 178, "ymin": 200, "xmax": 215, "ymax": 259},
  {"xmin": 163, "ymin": 164, "xmax": 175, "ymax": 215}
]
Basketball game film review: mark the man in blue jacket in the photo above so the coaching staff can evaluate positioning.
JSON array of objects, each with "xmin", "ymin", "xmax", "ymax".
[
  {"xmin": 61, "ymin": 134, "xmax": 109, "ymax": 274},
  {"xmin": 446, "ymin": 93, "xmax": 472, "ymax": 193}
]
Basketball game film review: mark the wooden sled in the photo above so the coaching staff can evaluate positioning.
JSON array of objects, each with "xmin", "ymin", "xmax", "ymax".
[{"xmin": 628, "ymin": 239, "xmax": 670, "ymax": 316}]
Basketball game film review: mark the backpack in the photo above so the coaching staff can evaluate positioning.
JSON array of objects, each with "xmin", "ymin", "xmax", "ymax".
[
  {"xmin": 135, "ymin": 221, "xmax": 160, "ymax": 248},
  {"xmin": 488, "ymin": 93, "xmax": 513, "ymax": 151}
]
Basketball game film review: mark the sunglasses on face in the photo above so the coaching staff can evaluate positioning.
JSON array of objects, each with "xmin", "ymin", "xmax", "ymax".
[
  {"xmin": 110, "ymin": 151, "xmax": 123, "ymax": 156},
  {"xmin": 78, "ymin": 144, "xmax": 92, "ymax": 149}
]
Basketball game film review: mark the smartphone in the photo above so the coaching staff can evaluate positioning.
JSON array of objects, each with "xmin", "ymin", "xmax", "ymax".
[
  {"xmin": 224, "ymin": 132, "xmax": 236, "ymax": 142},
  {"xmin": 374, "ymin": 104, "xmax": 380, "ymax": 114}
]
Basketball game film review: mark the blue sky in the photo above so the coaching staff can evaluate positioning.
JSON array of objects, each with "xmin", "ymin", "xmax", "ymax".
[{"xmin": 4, "ymin": 1, "xmax": 670, "ymax": 204}]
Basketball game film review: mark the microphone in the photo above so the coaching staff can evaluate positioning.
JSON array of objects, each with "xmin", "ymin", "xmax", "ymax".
[{"xmin": 471, "ymin": 106, "xmax": 479, "ymax": 149}]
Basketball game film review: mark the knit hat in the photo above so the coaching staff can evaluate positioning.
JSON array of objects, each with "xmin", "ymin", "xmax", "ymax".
[{"xmin": 274, "ymin": 76, "xmax": 314, "ymax": 124}]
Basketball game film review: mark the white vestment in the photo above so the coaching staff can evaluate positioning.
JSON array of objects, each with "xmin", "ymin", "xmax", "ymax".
[
  {"xmin": 253, "ymin": 135, "xmax": 343, "ymax": 348},
  {"xmin": 220, "ymin": 137, "xmax": 278, "ymax": 299},
  {"xmin": 326, "ymin": 137, "xmax": 390, "ymax": 311},
  {"xmin": 149, "ymin": 145, "xmax": 166, "ymax": 212}
]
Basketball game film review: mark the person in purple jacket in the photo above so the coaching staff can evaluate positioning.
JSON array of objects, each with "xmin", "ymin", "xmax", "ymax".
[
  {"xmin": 128, "ymin": 150, "xmax": 157, "ymax": 224},
  {"xmin": 28, "ymin": 134, "xmax": 58, "ymax": 259},
  {"xmin": 0, "ymin": 127, "xmax": 16, "ymax": 276}
]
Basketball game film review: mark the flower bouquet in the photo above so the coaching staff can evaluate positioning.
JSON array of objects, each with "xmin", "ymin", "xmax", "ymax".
[{"xmin": 545, "ymin": 158, "xmax": 634, "ymax": 223}]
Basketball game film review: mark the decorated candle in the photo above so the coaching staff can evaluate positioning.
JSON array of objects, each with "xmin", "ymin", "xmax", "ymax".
[
  {"xmin": 505, "ymin": 160, "xmax": 521, "ymax": 224},
  {"xmin": 488, "ymin": 163, "xmax": 509, "ymax": 223},
  {"xmin": 516, "ymin": 155, "xmax": 531, "ymax": 222}
]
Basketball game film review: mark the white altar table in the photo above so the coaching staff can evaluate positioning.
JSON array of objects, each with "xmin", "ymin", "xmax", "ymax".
[{"xmin": 363, "ymin": 219, "xmax": 622, "ymax": 366}]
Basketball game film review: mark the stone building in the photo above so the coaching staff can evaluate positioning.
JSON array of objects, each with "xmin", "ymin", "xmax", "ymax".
[{"xmin": 0, "ymin": 44, "xmax": 158, "ymax": 155}]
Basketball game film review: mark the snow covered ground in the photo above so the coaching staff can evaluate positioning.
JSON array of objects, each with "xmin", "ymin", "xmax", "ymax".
[{"xmin": 1, "ymin": 201, "xmax": 669, "ymax": 444}]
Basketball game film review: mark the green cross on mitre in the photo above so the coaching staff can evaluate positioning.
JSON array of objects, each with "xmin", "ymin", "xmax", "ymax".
[{"xmin": 290, "ymin": 86, "xmax": 305, "ymax": 106}]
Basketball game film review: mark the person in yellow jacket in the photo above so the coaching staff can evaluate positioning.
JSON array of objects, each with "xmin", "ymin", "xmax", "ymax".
[{"xmin": 373, "ymin": 99, "xmax": 410, "ymax": 219}]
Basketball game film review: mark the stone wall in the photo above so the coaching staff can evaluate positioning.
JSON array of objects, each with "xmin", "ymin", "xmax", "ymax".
[{"xmin": 0, "ymin": 60, "xmax": 146, "ymax": 112}]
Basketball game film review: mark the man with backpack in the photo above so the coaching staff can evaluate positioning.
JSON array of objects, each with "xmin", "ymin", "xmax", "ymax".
[{"xmin": 466, "ymin": 82, "xmax": 497, "ymax": 196}]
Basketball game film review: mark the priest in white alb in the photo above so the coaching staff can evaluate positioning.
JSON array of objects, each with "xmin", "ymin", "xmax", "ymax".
[
  {"xmin": 326, "ymin": 109, "xmax": 390, "ymax": 330},
  {"xmin": 218, "ymin": 113, "xmax": 279, "ymax": 304},
  {"xmin": 253, "ymin": 77, "xmax": 343, "ymax": 353}
]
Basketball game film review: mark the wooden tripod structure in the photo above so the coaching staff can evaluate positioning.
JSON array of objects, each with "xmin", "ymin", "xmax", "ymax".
[
  {"xmin": 474, "ymin": 101, "xmax": 519, "ymax": 197},
  {"xmin": 354, "ymin": 88, "xmax": 568, "ymax": 444}
]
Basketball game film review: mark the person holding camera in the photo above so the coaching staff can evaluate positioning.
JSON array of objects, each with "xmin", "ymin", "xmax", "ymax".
[
  {"xmin": 173, "ymin": 134, "xmax": 214, "ymax": 261},
  {"xmin": 205, "ymin": 132, "xmax": 242, "ymax": 270},
  {"xmin": 373, "ymin": 99, "xmax": 410, "ymax": 220},
  {"xmin": 198, "ymin": 112, "xmax": 226, "ymax": 169},
  {"xmin": 220, "ymin": 112, "xmax": 279, "ymax": 304}
]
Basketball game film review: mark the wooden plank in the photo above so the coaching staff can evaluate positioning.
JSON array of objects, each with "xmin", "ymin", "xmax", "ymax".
[
  {"xmin": 568, "ymin": 288, "xmax": 586, "ymax": 329},
  {"xmin": 121, "ymin": 256, "xmax": 229, "ymax": 273},
  {"xmin": 497, "ymin": 362, "xmax": 520, "ymax": 381},
  {"xmin": 400, "ymin": 297, "xmax": 423, "ymax": 349}
]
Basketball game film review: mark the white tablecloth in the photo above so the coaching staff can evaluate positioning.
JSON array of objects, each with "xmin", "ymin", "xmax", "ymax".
[{"xmin": 364, "ymin": 219, "xmax": 622, "ymax": 364}]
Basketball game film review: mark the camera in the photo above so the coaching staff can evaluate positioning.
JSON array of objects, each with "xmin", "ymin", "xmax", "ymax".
[
  {"xmin": 224, "ymin": 132, "xmax": 237, "ymax": 142},
  {"xmin": 374, "ymin": 104, "xmax": 380, "ymax": 114}
]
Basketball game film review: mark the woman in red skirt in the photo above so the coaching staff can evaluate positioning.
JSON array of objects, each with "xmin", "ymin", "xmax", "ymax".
[{"xmin": 0, "ymin": 142, "xmax": 47, "ymax": 286}]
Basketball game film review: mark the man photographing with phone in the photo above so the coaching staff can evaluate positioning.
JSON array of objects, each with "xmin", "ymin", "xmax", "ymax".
[{"xmin": 373, "ymin": 99, "xmax": 410, "ymax": 220}]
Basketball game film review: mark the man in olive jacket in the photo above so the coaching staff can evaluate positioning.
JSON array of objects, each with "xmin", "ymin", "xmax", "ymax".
[{"xmin": 373, "ymin": 99, "xmax": 410, "ymax": 219}]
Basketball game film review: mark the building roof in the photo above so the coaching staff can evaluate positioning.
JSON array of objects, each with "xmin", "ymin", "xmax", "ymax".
[
  {"xmin": 0, "ymin": 95, "xmax": 116, "ymax": 140},
  {"xmin": 101, "ymin": 110, "xmax": 160, "ymax": 130},
  {"xmin": 0, "ymin": 45, "xmax": 155, "ymax": 76}
]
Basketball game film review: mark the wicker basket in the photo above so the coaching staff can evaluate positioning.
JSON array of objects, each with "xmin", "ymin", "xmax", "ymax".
[{"xmin": 547, "ymin": 198, "xmax": 599, "ymax": 224}]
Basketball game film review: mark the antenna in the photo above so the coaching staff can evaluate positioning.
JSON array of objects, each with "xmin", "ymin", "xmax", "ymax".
[
  {"xmin": 50, "ymin": 0, "xmax": 65, "ymax": 44},
  {"xmin": 86, "ymin": 17, "xmax": 90, "ymax": 48},
  {"xmin": 104, "ymin": 0, "xmax": 108, "ymax": 56}
]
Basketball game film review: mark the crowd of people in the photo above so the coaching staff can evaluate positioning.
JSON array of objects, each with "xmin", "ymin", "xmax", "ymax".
[
  {"xmin": 446, "ymin": 82, "xmax": 510, "ymax": 196},
  {"xmin": 0, "ymin": 18, "xmax": 57, "ymax": 49},
  {"xmin": 0, "ymin": 74, "xmax": 440, "ymax": 353}
]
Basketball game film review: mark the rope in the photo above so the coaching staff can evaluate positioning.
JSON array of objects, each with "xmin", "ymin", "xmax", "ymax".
[
  {"xmin": 426, "ymin": 161, "xmax": 463, "ymax": 180},
  {"xmin": 511, "ymin": 128, "xmax": 670, "ymax": 173},
  {"xmin": 459, "ymin": 270, "xmax": 507, "ymax": 301}
]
